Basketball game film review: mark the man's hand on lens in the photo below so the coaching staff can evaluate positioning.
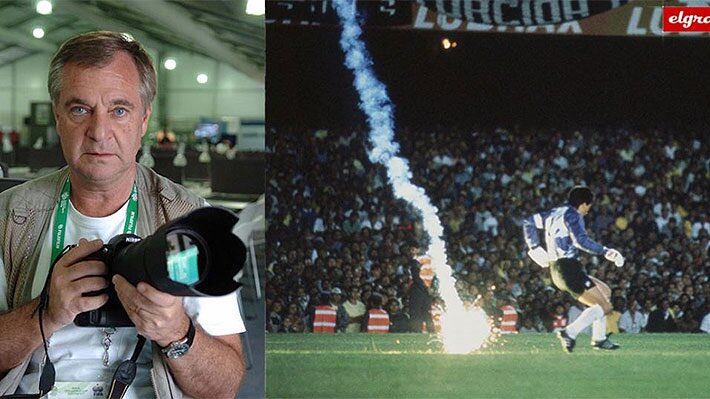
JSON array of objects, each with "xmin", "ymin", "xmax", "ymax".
[
  {"xmin": 45, "ymin": 238, "xmax": 109, "ymax": 330},
  {"xmin": 112, "ymin": 275, "xmax": 190, "ymax": 348}
]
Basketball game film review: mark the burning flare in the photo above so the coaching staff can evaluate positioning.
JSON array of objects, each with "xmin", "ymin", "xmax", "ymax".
[{"xmin": 333, "ymin": 0, "xmax": 491, "ymax": 353}]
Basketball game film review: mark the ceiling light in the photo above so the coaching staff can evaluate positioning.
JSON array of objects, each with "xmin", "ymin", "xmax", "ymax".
[
  {"xmin": 246, "ymin": 0, "xmax": 264, "ymax": 16},
  {"xmin": 33, "ymin": 28, "xmax": 45, "ymax": 39},
  {"xmin": 164, "ymin": 58, "xmax": 177, "ymax": 70},
  {"xmin": 196, "ymin": 74, "xmax": 208, "ymax": 84},
  {"xmin": 36, "ymin": 0, "xmax": 52, "ymax": 15}
]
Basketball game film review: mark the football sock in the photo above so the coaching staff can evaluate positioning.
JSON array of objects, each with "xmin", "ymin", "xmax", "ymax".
[
  {"xmin": 592, "ymin": 315, "xmax": 608, "ymax": 342},
  {"xmin": 565, "ymin": 304, "xmax": 603, "ymax": 339}
]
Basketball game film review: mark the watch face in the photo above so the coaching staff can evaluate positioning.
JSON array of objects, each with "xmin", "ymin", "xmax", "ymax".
[{"xmin": 166, "ymin": 343, "xmax": 190, "ymax": 359}]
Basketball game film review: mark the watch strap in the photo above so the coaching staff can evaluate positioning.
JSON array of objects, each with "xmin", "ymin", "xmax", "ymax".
[
  {"xmin": 184, "ymin": 317, "xmax": 195, "ymax": 347},
  {"xmin": 160, "ymin": 317, "xmax": 195, "ymax": 353}
]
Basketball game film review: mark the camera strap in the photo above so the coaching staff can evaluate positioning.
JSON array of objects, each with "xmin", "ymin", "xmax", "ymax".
[{"xmin": 107, "ymin": 335, "xmax": 146, "ymax": 399}]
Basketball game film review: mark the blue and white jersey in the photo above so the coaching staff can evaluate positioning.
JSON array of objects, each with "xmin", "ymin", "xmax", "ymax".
[{"xmin": 523, "ymin": 205, "xmax": 606, "ymax": 261}]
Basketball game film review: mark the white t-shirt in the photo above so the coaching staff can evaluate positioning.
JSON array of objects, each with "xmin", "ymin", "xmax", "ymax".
[{"xmin": 0, "ymin": 199, "xmax": 246, "ymax": 398}]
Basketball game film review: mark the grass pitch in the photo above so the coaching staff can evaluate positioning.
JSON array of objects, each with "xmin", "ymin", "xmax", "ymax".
[{"xmin": 266, "ymin": 333, "xmax": 710, "ymax": 398}]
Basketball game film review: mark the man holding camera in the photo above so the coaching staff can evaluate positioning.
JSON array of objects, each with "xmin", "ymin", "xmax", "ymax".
[{"xmin": 0, "ymin": 32, "xmax": 245, "ymax": 398}]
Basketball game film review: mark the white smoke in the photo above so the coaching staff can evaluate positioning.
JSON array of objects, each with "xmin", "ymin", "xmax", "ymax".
[{"xmin": 333, "ymin": 0, "xmax": 491, "ymax": 353}]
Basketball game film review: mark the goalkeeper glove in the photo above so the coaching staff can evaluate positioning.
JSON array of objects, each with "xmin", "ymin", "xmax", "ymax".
[{"xmin": 604, "ymin": 248, "xmax": 625, "ymax": 267}]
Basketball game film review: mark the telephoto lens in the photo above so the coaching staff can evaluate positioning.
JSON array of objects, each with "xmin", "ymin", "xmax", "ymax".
[{"xmin": 74, "ymin": 207, "xmax": 246, "ymax": 327}]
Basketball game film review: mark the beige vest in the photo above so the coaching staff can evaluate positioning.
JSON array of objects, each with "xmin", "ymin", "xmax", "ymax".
[{"xmin": 0, "ymin": 164, "xmax": 203, "ymax": 398}]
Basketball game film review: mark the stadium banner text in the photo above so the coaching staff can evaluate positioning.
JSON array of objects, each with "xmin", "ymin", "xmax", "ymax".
[
  {"xmin": 663, "ymin": 6, "xmax": 710, "ymax": 32},
  {"xmin": 266, "ymin": 1, "xmax": 710, "ymax": 37},
  {"xmin": 265, "ymin": 0, "xmax": 623, "ymax": 27},
  {"xmin": 413, "ymin": 0, "xmax": 710, "ymax": 36}
]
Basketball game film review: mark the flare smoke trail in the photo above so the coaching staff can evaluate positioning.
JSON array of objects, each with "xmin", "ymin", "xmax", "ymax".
[{"xmin": 332, "ymin": 0, "xmax": 491, "ymax": 353}]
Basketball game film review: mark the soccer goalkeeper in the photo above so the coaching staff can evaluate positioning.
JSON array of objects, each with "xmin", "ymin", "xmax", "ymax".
[{"xmin": 523, "ymin": 186, "xmax": 624, "ymax": 352}]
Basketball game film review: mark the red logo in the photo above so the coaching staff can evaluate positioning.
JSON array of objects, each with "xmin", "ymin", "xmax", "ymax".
[{"xmin": 663, "ymin": 7, "xmax": 710, "ymax": 32}]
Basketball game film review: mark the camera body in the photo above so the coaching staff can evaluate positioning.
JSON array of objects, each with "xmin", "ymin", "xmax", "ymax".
[{"xmin": 74, "ymin": 234, "xmax": 142, "ymax": 327}]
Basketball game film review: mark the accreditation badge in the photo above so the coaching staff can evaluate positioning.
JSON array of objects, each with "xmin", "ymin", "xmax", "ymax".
[{"xmin": 48, "ymin": 382, "xmax": 108, "ymax": 398}]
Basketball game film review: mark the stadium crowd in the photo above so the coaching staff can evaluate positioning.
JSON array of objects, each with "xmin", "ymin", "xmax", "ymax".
[{"xmin": 267, "ymin": 126, "xmax": 709, "ymax": 335}]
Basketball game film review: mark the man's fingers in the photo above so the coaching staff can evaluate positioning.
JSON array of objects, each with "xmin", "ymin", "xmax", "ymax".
[
  {"xmin": 113, "ymin": 275, "xmax": 156, "ymax": 315},
  {"xmin": 66, "ymin": 260, "xmax": 108, "ymax": 281},
  {"xmin": 112, "ymin": 277, "xmax": 190, "ymax": 345},
  {"xmin": 137, "ymin": 282, "xmax": 178, "ymax": 307},
  {"xmin": 113, "ymin": 275, "xmax": 147, "ymax": 318},
  {"xmin": 72, "ymin": 276, "xmax": 109, "ymax": 294},
  {"xmin": 76, "ymin": 294, "xmax": 109, "ymax": 313},
  {"xmin": 113, "ymin": 274, "xmax": 137, "ymax": 302},
  {"xmin": 57, "ymin": 239, "xmax": 104, "ymax": 267}
]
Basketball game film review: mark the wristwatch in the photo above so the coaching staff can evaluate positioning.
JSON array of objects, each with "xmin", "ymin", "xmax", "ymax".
[{"xmin": 160, "ymin": 318, "xmax": 195, "ymax": 359}]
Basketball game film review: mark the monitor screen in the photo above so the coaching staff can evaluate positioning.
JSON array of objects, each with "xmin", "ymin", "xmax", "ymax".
[{"xmin": 194, "ymin": 123, "xmax": 220, "ymax": 141}]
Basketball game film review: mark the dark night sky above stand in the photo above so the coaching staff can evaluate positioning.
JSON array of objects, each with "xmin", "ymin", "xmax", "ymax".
[{"xmin": 267, "ymin": 23, "xmax": 710, "ymax": 134}]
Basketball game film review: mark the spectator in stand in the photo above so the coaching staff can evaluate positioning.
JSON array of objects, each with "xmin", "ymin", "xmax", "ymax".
[
  {"xmin": 310, "ymin": 292, "xmax": 348, "ymax": 333},
  {"xmin": 267, "ymin": 301, "xmax": 284, "ymax": 333},
  {"xmin": 387, "ymin": 300, "xmax": 411, "ymax": 333},
  {"xmin": 408, "ymin": 251, "xmax": 435, "ymax": 333},
  {"xmin": 498, "ymin": 297, "xmax": 519, "ymax": 334},
  {"xmin": 618, "ymin": 299, "xmax": 646, "ymax": 333},
  {"xmin": 282, "ymin": 303, "xmax": 306, "ymax": 333},
  {"xmin": 362, "ymin": 294, "xmax": 389, "ymax": 333},
  {"xmin": 343, "ymin": 288, "xmax": 366, "ymax": 333},
  {"xmin": 640, "ymin": 299, "xmax": 654, "ymax": 328},
  {"xmin": 672, "ymin": 301, "xmax": 699, "ymax": 333},
  {"xmin": 646, "ymin": 299, "xmax": 677, "ymax": 333},
  {"xmin": 329, "ymin": 289, "xmax": 349, "ymax": 333},
  {"xmin": 550, "ymin": 304, "xmax": 567, "ymax": 332}
]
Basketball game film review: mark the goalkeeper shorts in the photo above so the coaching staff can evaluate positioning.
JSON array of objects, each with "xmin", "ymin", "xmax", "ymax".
[{"xmin": 549, "ymin": 258, "xmax": 595, "ymax": 298}]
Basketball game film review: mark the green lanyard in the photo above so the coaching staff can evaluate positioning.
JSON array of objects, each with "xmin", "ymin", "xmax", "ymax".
[{"xmin": 51, "ymin": 178, "xmax": 139, "ymax": 263}]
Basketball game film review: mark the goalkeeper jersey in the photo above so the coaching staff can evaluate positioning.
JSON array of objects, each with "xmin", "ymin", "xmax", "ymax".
[{"xmin": 523, "ymin": 205, "xmax": 605, "ymax": 261}]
